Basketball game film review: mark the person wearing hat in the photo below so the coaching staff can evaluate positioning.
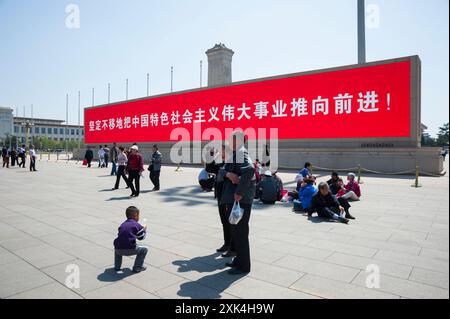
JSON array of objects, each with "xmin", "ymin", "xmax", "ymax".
[
  {"xmin": 255, "ymin": 170, "xmax": 279, "ymax": 205},
  {"xmin": 126, "ymin": 145, "xmax": 144, "ymax": 197},
  {"xmin": 217, "ymin": 130, "xmax": 255, "ymax": 275},
  {"xmin": 342, "ymin": 172, "xmax": 361, "ymax": 201}
]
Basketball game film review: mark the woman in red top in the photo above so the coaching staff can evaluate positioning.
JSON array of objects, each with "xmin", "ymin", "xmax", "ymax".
[
  {"xmin": 341, "ymin": 173, "xmax": 361, "ymax": 201},
  {"xmin": 126, "ymin": 145, "xmax": 144, "ymax": 197}
]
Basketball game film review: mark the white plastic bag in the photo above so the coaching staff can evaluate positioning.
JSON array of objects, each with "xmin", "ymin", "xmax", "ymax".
[{"xmin": 229, "ymin": 201, "xmax": 244, "ymax": 225}]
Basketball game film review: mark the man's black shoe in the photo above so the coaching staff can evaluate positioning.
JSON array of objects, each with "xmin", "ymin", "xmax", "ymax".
[
  {"xmin": 228, "ymin": 268, "xmax": 249, "ymax": 275},
  {"xmin": 216, "ymin": 245, "xmax": 229, "ymax": 253},
  {"xmin": 132, "ymin": 266, "xmax": 147, "ymax": 273},
  {"xmin": 222, "ymin": 251, "xmax": 236, "ymax": 258}
]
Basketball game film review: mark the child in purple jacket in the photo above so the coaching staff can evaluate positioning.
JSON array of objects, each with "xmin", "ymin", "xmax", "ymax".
[{"xmin": 114, "ymin": 206, "xmax": 148, "ymax": 273}]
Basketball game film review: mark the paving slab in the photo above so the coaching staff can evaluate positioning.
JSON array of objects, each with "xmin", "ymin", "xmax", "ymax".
[{"xmin": 0, "ymin": 160, "xmax": 447, "ymax": 299}]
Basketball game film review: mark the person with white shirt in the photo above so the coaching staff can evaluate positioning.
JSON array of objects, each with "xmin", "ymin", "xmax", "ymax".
[
  {"xmin": 198, "ymin": 168, "xmax": 214, "ymax": 192},
  {"xmin": 98, "ymin": 145, "xmax": 105, "ymax": 168},
  {"xmin": 29, "ymin": 145, "xmax": 37, "ymax": 172},
  {"xmin": 18, "ymin": 144, "xmax": 26, "ymax": 168},
  {"xmin": 113, "ymin": 146, "xmax": 130, "ymax": 190}
]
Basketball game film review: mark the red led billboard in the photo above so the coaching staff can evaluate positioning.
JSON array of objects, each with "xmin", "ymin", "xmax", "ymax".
[{"xmin": 84, "ymin": 59, "xmax": 411, "ymax": 144}]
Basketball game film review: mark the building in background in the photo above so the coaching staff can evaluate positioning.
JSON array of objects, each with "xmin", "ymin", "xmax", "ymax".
[
  {"xmin": 0, "ymin": 106, "xmax": 83, "ymax": 148},
  {"xmin": 0, "ymin": 106, "xmax": 13, "ymax": 144}
]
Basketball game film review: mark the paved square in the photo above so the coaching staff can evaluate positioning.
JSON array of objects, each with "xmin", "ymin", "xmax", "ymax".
[{"xmin": 0, "ymin": 159, "xmax": 448, "ymax": 299}]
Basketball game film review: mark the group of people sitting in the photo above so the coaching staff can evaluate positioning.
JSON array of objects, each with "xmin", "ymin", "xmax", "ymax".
[
  {"xmin": 291, "ymin": 163, "xmax": 361, "ymax": 223},
  {"xmin": 199, "ymin": 158, "xmax": 362, "ymax": 224}
]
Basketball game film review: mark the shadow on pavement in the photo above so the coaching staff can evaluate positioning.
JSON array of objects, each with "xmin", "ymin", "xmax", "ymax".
[
  {"xmin": 97, "ymin": 267, "xmax": 134, "ymax": 282},
  {"xmin": 172, "ymin": 254, "xmax": 245, "ymax": 299},
  {"xmin": 106, "ymin": 196, "xmax": 133, "ymax": 201}
]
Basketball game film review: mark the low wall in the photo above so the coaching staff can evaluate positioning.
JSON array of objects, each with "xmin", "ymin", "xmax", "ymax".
[{"xmin": 73, "ymin": 145, "xmax": 444, "ymax": 176}]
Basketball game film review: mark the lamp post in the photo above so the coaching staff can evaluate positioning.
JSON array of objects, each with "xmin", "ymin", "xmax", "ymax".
[{"xmin": 21, "ymin": 120, "xmax": 35, "ymax": 149}]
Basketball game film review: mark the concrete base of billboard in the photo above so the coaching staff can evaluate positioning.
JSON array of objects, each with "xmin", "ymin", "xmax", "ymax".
[
  {"xmin": 75, "ymin": 146, "xmax": 444, "ymax": 176},
  {"xmin": 276, "ymin": 147, "xmax": 443, "ymax": 175}
]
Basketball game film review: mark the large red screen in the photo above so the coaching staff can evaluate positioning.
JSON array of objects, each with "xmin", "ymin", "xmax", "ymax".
[{"xmin": 84, "ymin": 60, "xmax": 411, "ymax": 143}]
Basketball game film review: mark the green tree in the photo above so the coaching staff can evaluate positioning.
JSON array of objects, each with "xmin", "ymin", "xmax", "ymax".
[
  {"xmin": 421, "ymin": 131, "xmax": 436, "ymax": 147},
  {"xmin": 436, "ymin": 123, "xmax": 449, "ymax": 147}
]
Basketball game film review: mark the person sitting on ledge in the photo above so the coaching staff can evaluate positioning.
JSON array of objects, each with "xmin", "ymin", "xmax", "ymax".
[
  {"xmin": 255, "ymin": 171, "xmax": 279, "ymax": 204},
  {"xmin": 310, "ymin": 182, "xmax": 350, "ymax": 224},
  {"xmin": 342, "ymin": 172, "xmax": 361, "ymax": 201}
]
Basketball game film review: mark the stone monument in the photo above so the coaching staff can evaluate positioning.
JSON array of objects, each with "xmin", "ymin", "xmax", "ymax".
[{"xmin": 206, "ymin": 43, "xmax": 234, "ymax": 87}]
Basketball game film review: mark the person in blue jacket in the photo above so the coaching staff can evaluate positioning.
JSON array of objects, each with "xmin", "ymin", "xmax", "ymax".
[{"xmin": 298, "ymin": 177, "xmax": 318, "ymax": 213}]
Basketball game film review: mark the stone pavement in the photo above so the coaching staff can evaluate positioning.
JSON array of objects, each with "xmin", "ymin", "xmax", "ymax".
[{"xmin": 0, "ymin": 159, "xmax": 448, "ymax": 299}]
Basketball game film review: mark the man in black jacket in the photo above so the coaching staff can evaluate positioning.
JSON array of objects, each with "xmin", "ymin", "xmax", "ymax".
[
  {"xmin": 311, "ymin": 182, "xmax": 349, "ymax": 224},
  {"xmin": 217, "ymin": 131, "xmax": 256, "ymax": 275},
  {"xmin": 205, "ymin": 145, "xmax": 235, "ymax": 258},
  {"xmin": 255, "ymin": 171, "xmax": 279, "ymax": 204},
  {"xmin": 84, "ymin": 146, "xmax": 94, "ymax": 168}
]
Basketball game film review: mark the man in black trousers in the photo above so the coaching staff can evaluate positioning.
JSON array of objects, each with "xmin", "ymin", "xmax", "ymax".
[
  {"xmin": 149, "ymin": 144, "xmax": 162, "ymax": 191},
  {"xmin": 206, "ymin": 145, "xmax": 235, "ymax": 258},
  {"xmin": 217, "ymin": 130, "xmax": 255, "ymax": 275}
]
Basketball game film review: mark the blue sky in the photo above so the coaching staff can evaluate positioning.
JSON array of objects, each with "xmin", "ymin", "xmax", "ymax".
[{"xmin": 0, "ymin": 0, "xmax": 448, "ymax": 135}]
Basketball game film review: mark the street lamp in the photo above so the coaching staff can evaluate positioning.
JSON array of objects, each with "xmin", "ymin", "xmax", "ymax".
[{"xmin": 21, "ymin": 120, "xmax": 35, "ymax": 149}]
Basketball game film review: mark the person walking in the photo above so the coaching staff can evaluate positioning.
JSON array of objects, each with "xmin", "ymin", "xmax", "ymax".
[
  {"xmin": 113, "ymin": 146, "xmax": 130, "ymax": 190},
  {"xmin": 98, "ymin": 145, "xmax": 105, "ymax": 168},
  {"xmin": 29, "ymin": 145, "xmax": 37, "ymax": 172},
  {"xmin": 103, "ymin": 145, "xmax": 110, "ymax": 168},
  {"xmin": 10, "ymin": 148, "xmax": 16, "ymax": 167},
  {"xmin": 127, "ymin": 145, "xmax": 144, "ymax": 197},
  {"xmin": 2, "ymin": 146, "xmax": 9, "ymax": 168},
  {"xmin": 149, "ymin": 144, "xmax": 162, "ymax": 191},
  {"xmin": 110, "ymin": 143, "xmax": 119, "ymax": 176},
  {"xmin": 84, "ymin": 146, "xmax": 94, "ymax": 168},
  {"xmin": 217, "ymin": 130, "xmax": 256, "ymax": 275},
  {"xmin": 18, "ymin": 144, "xmax": 26, "ymax": 168}
]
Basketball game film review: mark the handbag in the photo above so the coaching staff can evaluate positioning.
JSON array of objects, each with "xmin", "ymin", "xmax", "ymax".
[
  {"xmin": 82, "ymin": 159, "xmax": 87, "ymax": 166},
  {"xmin": 229, "ymin": 201, "xmax": 244, "ymax": 225}
]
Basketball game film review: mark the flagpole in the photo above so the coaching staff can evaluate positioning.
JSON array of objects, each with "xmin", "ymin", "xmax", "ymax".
[
  {"xmin": 171, "ymin": 66, "xmax": 173, "ymax": 92},
  {"xmin": 92, "ymin": 88, "xmax": 95, "ymax": 106},
  {"xmin": 200, "ymin": 60, "xmax": 203, "ymax": 87},
  {"xmin": 108, "ymin": 83, "xmax": 111, "ymax": 104},
  {"xmin": 78, "ymin": 90, "xmax": 81, "ymax": 153},
  {"xmin": 126, "ymin": 79, "xmax": 129, "ymax": 100},
  {"xmin": 146, "ymin": 73, "xmax": 150, "ymax": 97},
  {"xmin": 65, "ymin": 93, "xmax": 69, "ymax": 156},
  {"xmin": 357, "ymin": 0, "xmax": 366, "ymax": 64}
]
